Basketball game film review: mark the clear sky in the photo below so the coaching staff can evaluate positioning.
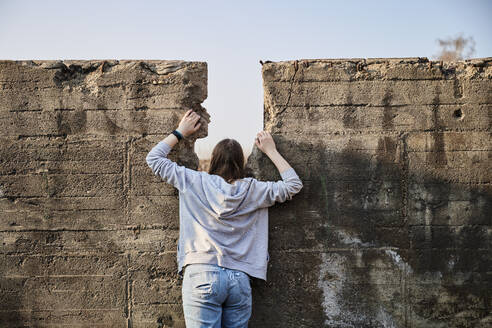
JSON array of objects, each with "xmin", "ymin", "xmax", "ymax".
[{"xmin": 1, "ymin": 0, "xmax": 490, "ymax": 158}]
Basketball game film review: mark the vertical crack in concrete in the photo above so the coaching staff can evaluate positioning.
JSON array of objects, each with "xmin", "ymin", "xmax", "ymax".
[
  {"xmin": 277, "ymin": 60, "xmax": 299, "ymax": 117},
  {"xmin": 398, "ymin": 131, "xmax": 410, "ymax": 327},
  {"xmin": 124, "ymin": 138, "xmax": 133, "ymax": 327},
  {"xmin": 126, "ymin": 253, "xmax": 133, "ymax": 328}
]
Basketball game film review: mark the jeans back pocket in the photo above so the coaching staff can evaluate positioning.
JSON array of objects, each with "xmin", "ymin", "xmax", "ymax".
[{"xmin": 187, "ymin": 270, "xmax": 219, "ymax": 299}]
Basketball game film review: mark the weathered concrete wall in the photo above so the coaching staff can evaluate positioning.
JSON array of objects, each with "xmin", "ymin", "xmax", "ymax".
[
  {"xmin": 246, "ymin": 58, "xmax": 491, "ymax": 327},
  {"xmin": 0, "ymin": 60, "xmax": 209, "ymax": 327},
  {"xmin": 1, "ymin": 58, "xmax": 490, "ymax": 328}
]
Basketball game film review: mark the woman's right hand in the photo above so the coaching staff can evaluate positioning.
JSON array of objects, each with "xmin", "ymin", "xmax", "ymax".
[{"xmin": 255, "ymin": 131, "xmax": 277, "ymax": 155}]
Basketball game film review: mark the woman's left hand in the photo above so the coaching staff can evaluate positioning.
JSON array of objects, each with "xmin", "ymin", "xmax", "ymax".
[{"xmin": 176, "ymin": 109, "xmax": 202, "ymax": 137}]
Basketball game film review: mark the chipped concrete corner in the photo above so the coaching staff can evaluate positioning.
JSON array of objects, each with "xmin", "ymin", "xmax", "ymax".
[
  {"xmin": 0, "ymin": 60, "xmax": 209, "ymax": 327},
  {"xmin": 1, "ymin": 58, "xmax": 491, "ymax": 327},
  {"xmin": 246, "ymin": 57, "xmax": 491, "ymax": 327}
]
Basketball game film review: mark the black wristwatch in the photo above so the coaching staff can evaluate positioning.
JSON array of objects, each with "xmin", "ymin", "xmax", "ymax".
[{"xmin": 172, "ymin": 129, "xmax": 184, "ymax": 141}]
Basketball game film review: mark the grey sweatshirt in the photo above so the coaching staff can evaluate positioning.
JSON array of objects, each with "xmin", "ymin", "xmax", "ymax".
[{"xmin": 146, "ymin": 140, "xmax": 303, "ymax": 280}]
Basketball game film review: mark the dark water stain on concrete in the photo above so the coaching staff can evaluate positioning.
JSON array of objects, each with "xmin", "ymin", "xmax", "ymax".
[
  {"xmin": 342, "ymin": 91, "xmax": 356, "ymax": 128},
  {"xmin": 427, "ymin": 86, "xmax": 448, "ymax": 167},
  {"xmin": 52, "ymin": 63, "xmax": 99, "ymax": 87},
  {"xmin": 56, "ymin": 109, "xmax": 87, "ymax": 135},
  {"xmin": 103, "ymin": 111, "xmax": 125, "ymax": 135},
  {"xmin": 382, "ymin": 89, "xmax": 396, "ymax": 131},
  {"xmin": 157, "ymin": 315, "xmax": 174, "ymax": 328},
  {"xmin": 247, "ymin": 135, "xmax": 491, "ymax": 327}
]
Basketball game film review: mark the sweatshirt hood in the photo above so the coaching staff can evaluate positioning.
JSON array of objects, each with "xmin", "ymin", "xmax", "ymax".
[{"xmin": 202, "ymin": 175, "xmax": 254, "ymax": 219}]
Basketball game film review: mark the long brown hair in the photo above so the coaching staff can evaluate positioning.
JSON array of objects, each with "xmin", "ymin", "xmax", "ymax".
[{"xmin": 208, "ymin": 139, "xmax": 245, "ymax": 184}]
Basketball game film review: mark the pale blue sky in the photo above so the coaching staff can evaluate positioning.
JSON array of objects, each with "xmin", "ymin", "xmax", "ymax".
[{"xmin": 1, "ymin": 0, "xmax": 490, "ymax": 158}]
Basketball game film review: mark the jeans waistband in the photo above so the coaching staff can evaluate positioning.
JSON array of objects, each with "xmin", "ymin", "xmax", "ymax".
[{"xmin": 184, "ymin": 263, "xmax": 249, "ymax": 279}]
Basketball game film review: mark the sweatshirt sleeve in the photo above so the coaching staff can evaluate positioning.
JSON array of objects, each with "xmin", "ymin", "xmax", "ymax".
[
  {"xmin": 251, "ymin": 167, "xmax": 303, "ymax": 208},
  {"xmin": 145, "ymin": 140, "xmax": 199, "ymax": 193}
]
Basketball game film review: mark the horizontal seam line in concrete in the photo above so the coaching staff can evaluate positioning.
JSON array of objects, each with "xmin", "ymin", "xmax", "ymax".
[
  {"xmin": 269, "ymin": 103, "xmax": 491, "ymax": 107},
  {"xmin": 0, "ymin": 196, "xmax": 125, "ymax": 200},
  {"xmin": 0, "ymin": 160, "xmax": 125, "ymax": 162},
  {"xmin": 0, "ymin": 195, "xmax": 171, "ymax": 198},
  {"xmin": 272, "ymin": 129, "xmax": 491, "ymax": 134},
  {"xmin": 298, "ymin": 178, "xmax": 490, "ymax": 182},
  {"xmin": 274, "ymin": 130, "xmax": 491, "ymax": 133},
  {"xmin": 7, "ymin": 107, "xmax": 185, "ymax": 112},
  {"xmin": 0, "ymin": 308, "xmax": 122, "ymax": 312},
  {"xmin": 277, "ymin": 148, "xmax": 491, "ymax": 152},
  {"xmin": 0, "ymin": 324, "xmax": 124, "ymax": 327},
  {"xmin": 12, "ymin": 133, "xmax": 176, "ymax": 138},
  {"xmin": 405, "ymin": 149, "xmax": 491, "ymax": 152},
  {"xmin": 0, "ymin": 252, "xmax": 178, "ymax": 256},
  {"xmin": 1, "ymin": 274, "xmax": 114, "ymax": 278},
  {"xmin": 0, "ymin": 253, "xmax": 173, "ymax": 257},
  {"xmin": 1, "ymin": 209, "xmax": 122, "ymax": 212},
  {"xmin": 272, "ymin": 103, "xmax": 492, "ymax": 107},
  {"xmin": 264, "ymin": 78, "xmax": 490, "ymax": 82},
  {"xmin": 268, "ymin": 247, "xmax": 490, "ymax": 252},
  {"xmin": 133, "ymin": 302, "xmax": 182, "ymax": 305},
  {"xmin": 0, "ymin": 173, "xmax": 122, "ymax": 176},
  {"xmin": 0, "ymin": 227, "xmax": 178, "ymax": 232},
  {"xmin": 407, "ymin": 224, "xmax": 491, "ymax": 226}
]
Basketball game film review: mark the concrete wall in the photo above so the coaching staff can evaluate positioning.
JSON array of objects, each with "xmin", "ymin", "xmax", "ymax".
[
  {"xmin": 1, "ymin": 58, "xmax": 490, "ymax": 328},
  {"xmin": 246, "ymin": 58, "xmax": 491, "ymax": 327},
  {"xmin": 0, "ymin": 60, "xmax": 208, "ymax": 327}
]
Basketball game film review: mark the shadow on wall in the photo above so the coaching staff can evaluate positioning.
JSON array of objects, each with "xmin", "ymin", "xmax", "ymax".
[
  {"xmin": 1, "ymin": 58, "xmax": 490, "ymax": 327},
  {"xmin": 246, "ymin": 136, "xmax": 490, "ymax": 328},
  {"xmin": 0, "ymin": 136, "xmax": 194, "ymax": 327}
]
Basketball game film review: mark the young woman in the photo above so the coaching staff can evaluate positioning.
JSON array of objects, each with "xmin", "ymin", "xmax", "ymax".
[{"xmin": 146, "ymin": 109, "xmax": 303, "ymax": 327}]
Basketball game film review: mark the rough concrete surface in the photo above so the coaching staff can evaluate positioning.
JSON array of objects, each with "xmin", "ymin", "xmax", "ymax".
[
  {"xmin": 246, "ymin": 57, "xmax": 491, "ymax": 327},
  {"xmin": 0, "ymin": 60, "xmax": 209, "ymax": 327},
  {"xmin": 1, "ymin": 58, "xmax": 491, "ymax": 327}
]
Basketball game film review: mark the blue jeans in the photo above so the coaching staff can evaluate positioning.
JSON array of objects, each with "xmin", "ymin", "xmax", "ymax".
[{"xmin": 182, "ymin": 263, "xmax": 252, "ymax": 327}]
